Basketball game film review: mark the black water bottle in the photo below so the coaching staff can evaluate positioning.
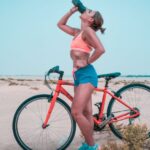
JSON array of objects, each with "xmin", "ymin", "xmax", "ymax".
[{"xmin": 72, "ymin": 0, "xmax": 86, "ymax": 13}]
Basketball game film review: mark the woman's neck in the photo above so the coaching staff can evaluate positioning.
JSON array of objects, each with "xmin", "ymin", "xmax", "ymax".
[{"xmin": 81, "ymin": 21, "xmax": 90, "ymax": 30}]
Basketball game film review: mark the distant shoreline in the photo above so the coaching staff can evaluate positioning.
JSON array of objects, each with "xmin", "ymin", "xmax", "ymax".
[
  {"xmin": 122, "ymin": 75, "xmax": 150, "ymax": 78},
  {"xmin": 0, "ymin": 75, "xmax": 150, "ymax": 79}
]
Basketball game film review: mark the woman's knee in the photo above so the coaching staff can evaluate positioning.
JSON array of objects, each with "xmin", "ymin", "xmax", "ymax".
[
  {"xmin": 71, "ymin": 108, "xmax": 82, "ymax": 119},
  {"xmin": 83, "ymin": 109, "xmax": 92, "ymax": 117}
]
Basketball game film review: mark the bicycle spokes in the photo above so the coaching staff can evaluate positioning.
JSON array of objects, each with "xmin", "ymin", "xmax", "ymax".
[{"xmin": 107, "ymin": 83, "xmax": 150, "ymax": 139}]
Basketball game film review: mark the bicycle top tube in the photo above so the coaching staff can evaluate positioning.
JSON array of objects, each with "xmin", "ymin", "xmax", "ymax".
[{"xmin": 58, "ymin": 80, "xmax": 74, "ymax": 86}]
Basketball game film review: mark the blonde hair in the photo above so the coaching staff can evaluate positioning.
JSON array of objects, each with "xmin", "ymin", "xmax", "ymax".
[{"xmin": 92, "ymin": 11, "xmax": 106, "ymax": 34}]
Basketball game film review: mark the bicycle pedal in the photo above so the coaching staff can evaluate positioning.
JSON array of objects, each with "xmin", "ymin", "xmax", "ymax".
[{"xmin": 98, "ymin": 115, "xmax": 112, "ymax": 129}]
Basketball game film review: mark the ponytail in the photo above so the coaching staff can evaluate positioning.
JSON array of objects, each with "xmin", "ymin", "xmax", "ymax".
[
  {"xmin": 99, "ymin": 27, "xmax": 106, "ymax": 34},
  {"xmin": 92, "ymin": 11, "xmax": 106, "ymax": 34}
]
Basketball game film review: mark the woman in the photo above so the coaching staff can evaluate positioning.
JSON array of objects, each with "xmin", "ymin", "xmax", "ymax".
[{"xmin": 57, "ymin": 6, "xmax": 105, "ymax": 150}]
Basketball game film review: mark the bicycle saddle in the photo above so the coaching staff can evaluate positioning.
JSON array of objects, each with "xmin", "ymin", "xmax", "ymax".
[{"xmin": 97, "ymin": 72, "xmax": 121, "ymax": 79}]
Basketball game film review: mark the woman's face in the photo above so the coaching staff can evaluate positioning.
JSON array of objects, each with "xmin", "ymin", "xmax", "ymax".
[{"xmin": 80, "ymin": 9, "xmax": 96, "ymax": 23}]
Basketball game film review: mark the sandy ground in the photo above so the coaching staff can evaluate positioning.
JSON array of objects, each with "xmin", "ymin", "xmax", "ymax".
[{"xmin": 0, "ymin": 77, "xmax": 150, "ymax": 150}]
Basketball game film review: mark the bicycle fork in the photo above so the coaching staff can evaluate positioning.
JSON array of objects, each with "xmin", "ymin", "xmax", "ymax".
[{"xmin": 42, "ymin": 92, "xmax": 59, "ymax": 129}]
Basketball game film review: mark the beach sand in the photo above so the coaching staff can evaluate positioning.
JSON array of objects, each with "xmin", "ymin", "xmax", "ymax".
[{"xmin": 0, "ymin": 77, "xmax": 150, "ymax": 150}]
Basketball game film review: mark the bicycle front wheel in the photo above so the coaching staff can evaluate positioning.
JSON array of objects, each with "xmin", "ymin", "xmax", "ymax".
[
  {"xmin": 107, "ymin": 83, "xmax": 150, "ymax": 139},
  {"xmin": 12, "ymin": 94, "xmax": 76, "ymax": 150}
]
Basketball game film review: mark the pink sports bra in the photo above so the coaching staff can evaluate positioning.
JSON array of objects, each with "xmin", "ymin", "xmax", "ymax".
[{"xmin": 70, "ymin": 31, "xmax": 92, "ymax": 54}]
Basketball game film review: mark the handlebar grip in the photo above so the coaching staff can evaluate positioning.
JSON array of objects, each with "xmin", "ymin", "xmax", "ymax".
[{"xmin": 47, "ymin": 66, "xmax": 60, "ymax": 76}]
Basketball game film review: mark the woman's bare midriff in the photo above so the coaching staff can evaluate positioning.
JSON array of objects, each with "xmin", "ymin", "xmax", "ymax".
[{"xmin": 70, "ymin": 50, "xmax": 90, "ymax": 70}]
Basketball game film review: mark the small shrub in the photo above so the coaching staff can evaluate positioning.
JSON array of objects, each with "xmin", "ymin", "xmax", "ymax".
[
  {"xmin": 101, "ymin": 124, "xmax": 150, "ymax": 150},
  {"xmin": 122, "ymin": 124, "xmax": 147, "ymax": 150}
]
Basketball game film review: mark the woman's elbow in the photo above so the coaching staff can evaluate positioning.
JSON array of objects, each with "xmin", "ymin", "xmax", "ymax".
[
  {"xmin": 97, "ymin": 48, "xmax": 105, "ymax": 56},
  {"xmin": 101, "ymin": 49, "xmax": 105, "ymax": 54},
  {"xmin": 57, "ymin": 23, "xmax": 61, "ymax": 28}
]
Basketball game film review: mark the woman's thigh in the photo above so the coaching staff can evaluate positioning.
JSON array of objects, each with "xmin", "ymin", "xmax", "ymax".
[
  {"xmin": 72, "ymin": 83, "xmax": 94, "ymax": 113},
  {"xmin": 83, "ymin": 96, "xmax": 92, "ymax": 115}
]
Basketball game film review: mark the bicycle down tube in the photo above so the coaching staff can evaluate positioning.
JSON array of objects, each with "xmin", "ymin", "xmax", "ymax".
[{"xmin": 43, "ymin": 80, "xmax": 74, "ymax": 128}]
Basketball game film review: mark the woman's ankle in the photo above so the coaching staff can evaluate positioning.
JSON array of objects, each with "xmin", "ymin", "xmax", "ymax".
[
  {"xmin": 79, "ymin": 142, "xmax": 100, "ymax": 150},
  {"xmin": 87, "ymin": 143, "xmax": 100, "ymax": 150}
]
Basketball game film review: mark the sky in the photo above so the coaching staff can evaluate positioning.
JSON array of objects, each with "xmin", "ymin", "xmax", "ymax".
[{"xmin": 0, "ymin": 0, "xmax": 150, "ymax": 76}]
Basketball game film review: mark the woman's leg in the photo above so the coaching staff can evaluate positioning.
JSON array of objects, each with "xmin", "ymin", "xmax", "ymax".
[
  {"xmin": 83, "ymin": 96, "xmax": 94, "ymax": 133},
  {"xmin": 71, "ymin": 83, "xmax": 95, "ymax": 146}
]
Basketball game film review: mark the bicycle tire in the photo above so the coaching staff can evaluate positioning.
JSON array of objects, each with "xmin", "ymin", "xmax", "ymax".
[
  {"xmin": 107, "ymin": 83, "xmax": 150, "ymax": 139},
  {"xmin": 12, "ymin": 94, "xmax": 76, "ymax": 150}
]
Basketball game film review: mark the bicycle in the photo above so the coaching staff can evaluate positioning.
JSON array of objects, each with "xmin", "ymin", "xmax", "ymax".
[{"xmin": 12, "ymin": 66, "xmax": 150, "ymax": 150}]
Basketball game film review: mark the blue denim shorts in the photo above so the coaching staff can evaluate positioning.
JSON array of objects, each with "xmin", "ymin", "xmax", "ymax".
[{"xmin": 73, "ymin": 64, "xmax": 98, "ymax": 87}]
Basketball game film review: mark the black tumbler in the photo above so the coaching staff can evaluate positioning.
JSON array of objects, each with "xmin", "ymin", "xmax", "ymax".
[{"xmin": 72, "ymin": 0, "xmax": 86, "ymax": 13}]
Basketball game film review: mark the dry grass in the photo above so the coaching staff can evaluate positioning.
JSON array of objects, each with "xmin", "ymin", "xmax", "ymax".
[
  {"xmin": 16, "ymin": 79, "xmax": 33, "ymax": 81},
  {"xmin": 35, "ymin": 79, "xmax": 42, "ymax": 81},
  {"xmin": 30, "ymin": 87, "xmax": 39, "ymax": 90},
  {"xmin": 101, "ymin": 124, "xmax": 150, "ymax": 150},
  {"xmin": 122, "ymin": 124, "xmax": 148, "ymax": 150},
  {"xmin": 0, "ymin": 78, "xmax": 7, "ymax": 81},
  {"xmin": 8, "ymin": 81, "xmax": 19, "ymax": 86},
  {"xmin": 101, "ymin": 141, "xmax": 128, "ymax": 150},
  {"xmin": 20, "ymin": 83, "xmax": 29, "ymax": 86}
]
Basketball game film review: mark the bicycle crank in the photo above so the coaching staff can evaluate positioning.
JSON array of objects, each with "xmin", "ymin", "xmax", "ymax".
[
  {"xmin": 93, "ymin": 114, "xmax": 106, "ymax": 131},
  {"xmin": 98, "ymin": 115, "xmax": 112, "ymax": 129}
]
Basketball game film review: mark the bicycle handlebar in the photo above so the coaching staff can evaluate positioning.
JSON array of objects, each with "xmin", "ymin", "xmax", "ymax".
[
  {"xmin": 46, "ymin": 66, "xmax": 64, "ymax": 79},
  {"xmin": 44, "ymin": 66, "xmax": 64, "ymax": 91}
]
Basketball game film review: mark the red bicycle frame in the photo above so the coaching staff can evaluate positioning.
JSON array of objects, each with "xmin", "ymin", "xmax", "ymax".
[{"xmin": 43, "ymin": 79, "xmax": 140, "ymax": 128}]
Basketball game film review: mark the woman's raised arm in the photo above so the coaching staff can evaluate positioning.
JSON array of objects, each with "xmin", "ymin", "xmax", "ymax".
[{"xmin": 57, "ymin": 7, "xmax": 80, "ymax": 36}]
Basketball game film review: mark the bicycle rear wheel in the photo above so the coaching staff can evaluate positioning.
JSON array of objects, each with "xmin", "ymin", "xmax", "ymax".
[
  {"xmin": 12, "ymin": 94, "xmax": 76, "ymax": 150},
  {"xmin": 107, "ymin": 83, "xmax": 150, "ymax": 139}
]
